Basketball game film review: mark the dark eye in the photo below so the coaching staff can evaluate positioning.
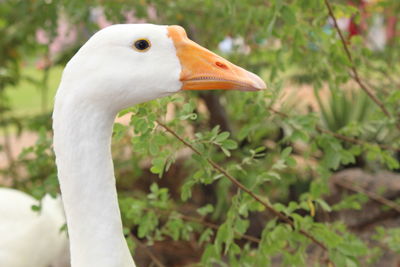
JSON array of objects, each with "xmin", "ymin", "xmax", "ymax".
[{"xmin": 133, "ymin": 39, "xmax": 151, "ymax": 52}]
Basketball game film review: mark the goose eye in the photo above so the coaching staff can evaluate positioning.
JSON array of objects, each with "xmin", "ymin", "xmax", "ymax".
[{"xmin": 133, "ymin": 39, "xmax": 151, "ymax": 52}]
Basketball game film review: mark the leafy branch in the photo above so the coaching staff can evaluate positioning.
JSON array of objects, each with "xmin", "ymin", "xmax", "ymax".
[
  {"xmin": 333, "ymin": 179, "xmax": 400, "ymax": 214},
  {"xmin": 156, "ymin": 120, "xmax": 329, "ymax": 252},
  {"xmin": 324, "ymin": 0, "xmax": 400, "ymax": 130},
  {"xmin": 268, "ymin": 107, "xmax": 399, "ymax": 152},
  {"xmin": 141, "ymin": 206, "xmax": 261, "ymax": 244},
  {"xmin": 178, "ymin": 213, "xmax": 261, "ymax": 244}
]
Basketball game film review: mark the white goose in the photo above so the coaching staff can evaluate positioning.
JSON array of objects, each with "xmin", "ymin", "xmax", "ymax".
[
  {"xmin": 0, "ymin": 188, "xmax": 69, "ymax": 267},
  {"xmin": 5, "ymin": 24, "xmax": 266, "ymax": 267}
]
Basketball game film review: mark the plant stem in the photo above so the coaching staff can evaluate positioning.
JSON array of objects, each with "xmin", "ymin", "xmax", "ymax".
[
  {"xmin": 334, "ymin": 179, "xmax": 400, "ymax": 214},
  {"xmin": 268, "ymin": 107, "xmax": 399, "ymax": 152},
  {"xmin": 323, "ymin": 0, "xmax": 399, "ymax": 130},
  {"xmin": 131, "ymin": 235, "xmax": 166, "ymax": 267},
  {"xmin": 156, "ymin": 120, "xmax": 328, "ymax": 252}
]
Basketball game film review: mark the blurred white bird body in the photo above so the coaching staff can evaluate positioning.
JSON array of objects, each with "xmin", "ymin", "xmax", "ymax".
[{"xmin": 0, "ymin": 188, "xmax": 69, "ymax": 267}]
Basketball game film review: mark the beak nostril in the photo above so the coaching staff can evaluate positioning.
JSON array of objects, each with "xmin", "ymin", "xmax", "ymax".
[{"xmin": 215, "ymin": 61, "xmax": 228, "ymax": 69}]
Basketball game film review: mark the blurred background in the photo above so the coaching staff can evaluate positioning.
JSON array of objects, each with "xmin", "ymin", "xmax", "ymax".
[{"xmin": 1, "ymin": 0, "xmax": 400, "ymax": 266}]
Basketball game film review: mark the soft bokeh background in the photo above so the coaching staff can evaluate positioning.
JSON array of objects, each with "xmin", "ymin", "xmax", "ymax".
[{"xmin": 1, "ymin": 0, "xmax": 400, "ymax": 266}]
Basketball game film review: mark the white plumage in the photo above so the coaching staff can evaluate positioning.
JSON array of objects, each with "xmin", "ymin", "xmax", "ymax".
[
  {"xmin": 0, "ymin": 188, "xmax": 69, "ymax": 267},
  {"xmin": 2, "ymin": 24, "xmax": 265, "ymax": 267}
]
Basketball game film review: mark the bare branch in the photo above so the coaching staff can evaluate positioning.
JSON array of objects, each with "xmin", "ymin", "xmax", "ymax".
[{"xmin": 131, "ymin": 235, "xmax": 166, "ymax": 267}]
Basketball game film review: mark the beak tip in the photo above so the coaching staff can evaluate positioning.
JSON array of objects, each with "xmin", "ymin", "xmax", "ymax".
[
  {"xmin": 256, "ymin": 80, "xmax": 267, "ymax": 91},
  {"xmin": 247, "ymin": 71, "xmax": 267, "ymax": 91}
]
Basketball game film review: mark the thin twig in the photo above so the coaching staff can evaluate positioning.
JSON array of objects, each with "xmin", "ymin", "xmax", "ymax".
[
  {"xmin": 131, "ymin": 235, "xmax": 166, "ymax": 267},
  {"xmin": 268, "ymin": 107, "xmax": 399, "ymax": 152},
  {"xmin": 316, "ymin": 127, "xmax": 398, "ymax": 151},
  {"xmin": 156, "ymin": 120, "xmax": 328, "ymax": 252},
  {"xmin": 142, "ymin": 206, "xmax": 261, "ymax": 244},
  {"xmin": 334, "ymin": 180, "xmax": 400, "ymax": 214},
  {"xmin": 178, "ymin": 213, "xmax": 261, "ymax": 244},
  {"xmin": 324, "ymin": 0, "xmax": 399, "ymax": 130},
  {"xmin": 1, "ymin": 124, "xmax": 18, "ymax": 182}
]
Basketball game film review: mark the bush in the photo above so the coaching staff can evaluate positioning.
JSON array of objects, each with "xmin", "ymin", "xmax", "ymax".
[{"xmin": 1, "ymin": 0, "xmax": 400, "ymax": 266}]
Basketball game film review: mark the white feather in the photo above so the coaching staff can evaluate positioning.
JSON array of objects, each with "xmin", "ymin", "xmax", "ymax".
[
  {"xmin": 53, "ymin": 24, "xmax": 180, "ymax": 267},
  {"xmin": 1, "ymin": 23, "xmax": 248, "ymax": 267},
  {"xmin": 0, "ymin": 188, "xmax": 69, "ymax": 267}
]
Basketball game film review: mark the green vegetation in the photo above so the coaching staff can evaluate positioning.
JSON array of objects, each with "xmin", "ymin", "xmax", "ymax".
[
  {"xmin": 5, "ymin": 66, "xmax": 62, "ymax": 114},
  {"xmin": 1, "ymin": 0, "xmax": 400, "ymax": 266}
]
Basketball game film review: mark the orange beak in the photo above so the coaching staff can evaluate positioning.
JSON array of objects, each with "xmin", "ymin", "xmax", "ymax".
[{"xmin": 167, "ymin": 26, "xmax": 266, "ymax": 91}]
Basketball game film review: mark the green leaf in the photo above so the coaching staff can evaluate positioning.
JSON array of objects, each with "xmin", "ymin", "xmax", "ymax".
[
  {"xmin": 281, "ymin": 5, "xmax": 296, "ymax": 25},
  {"xmin": 221, "ymin": 140, "xmax": 238, "ymax": 150},
  {"xmin": 197, "ymin": 204, "xmax": 214, "ymax": 216},
  {"xmin": 216, "ymin": 223, "xmax": 234, "ymax": 254},
  {"xmin": 315, "ymin": 199, "xmax": 332, "ymax": 212},
  {"xmin": 149, "ymin": 142, "xmax": 159, "ymax": 156},
  {"xmin": 181, "ymin": 179, "xmax": 196, "ymax": 201},
  {"xmin": 221, "ymin": 147, "xmax": 231, "ymax": 157},
  {"xmin": 137, "ymin": 211, "xmax": 158, "ymax": 238},
  {"xmin": 291, "ymin": 130, "xmax": 309, "ymax": 142},
  {"xmin": 150, "ymin": 158, "xmax": 165, "ymax": 175},
  {"xmin": 133, "ymin": 118, "xmax": 148, "ymax": 133},
  {"xmin": 201, "ymin": 244, "xmax": 221, "ymax": 265},
  {"xmin": 215, "ymin": 132, "xmax": 230, "ymax": 143},
  {"xmin": 281, "ymin": 147, "xmax": 292, "ymax": 158},
  {"xmin": 113, "ymin": 123, "xmax": 127, "ymax": 141},
  {"xmin": 234, "ymin": 218, "xmax": 249, "ymax": 235},
  {"xmin": 164, "ymin": 218, "xmax": 184, "ymax": 241},
  {"xmin": 199, "ymin": 228, "xmax": 214, "ymax": 245},
  {"xmin": 31, "ymin": 205, "xmax": 41, "ymax": 212}
]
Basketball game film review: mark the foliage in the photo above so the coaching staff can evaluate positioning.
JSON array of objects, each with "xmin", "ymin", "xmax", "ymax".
[
  {"xmin": 1, "ymin": 0, "xmax": 400, "ymax": 266},
  {"xmin": 316, "ymin": 89, "xmax": 374, "ymax": 133}
]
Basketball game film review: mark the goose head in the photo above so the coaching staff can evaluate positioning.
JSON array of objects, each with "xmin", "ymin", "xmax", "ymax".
[{"xmin": 57, "ymin": 24, "xmax": 266, "ymax": 112}]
